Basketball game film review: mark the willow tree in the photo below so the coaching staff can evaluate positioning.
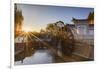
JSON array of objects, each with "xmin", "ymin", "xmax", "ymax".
[
  {"xmin": 14, "ymin": 4, "xmax": 24, "ymax": 37},
  {"xmin": 46, "ymin": 21, "xmax": 65, "ymax": 38},
  {"xmin": 46, "ymin": 23, "xmax": 55, "ymax": 32}
]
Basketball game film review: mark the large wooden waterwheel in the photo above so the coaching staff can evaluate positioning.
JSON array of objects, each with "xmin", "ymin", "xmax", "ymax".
[{"xmin": 46, "ymin": 21, "xmax": 75, "ymax": 56}]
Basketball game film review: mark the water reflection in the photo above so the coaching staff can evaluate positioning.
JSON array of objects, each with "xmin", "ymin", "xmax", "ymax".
[{"xmin": 15, "ymin": 48, "xmax": 61, "ymax": 65}]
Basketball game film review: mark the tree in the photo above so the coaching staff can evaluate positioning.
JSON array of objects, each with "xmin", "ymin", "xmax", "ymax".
[
  {"xmin": 88, "ymin": 12, "xmax": 94, "ymax": 24},
  {"xmin": 15, "ymin": 4, "xmax": 24, "ymax": 37},
  {"xmin": 46, "ymin": 23, "xmax": 55, "ymax": 32}
]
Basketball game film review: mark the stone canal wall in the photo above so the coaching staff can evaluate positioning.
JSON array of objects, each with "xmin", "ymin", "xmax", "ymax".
[{"xmin": 73, "ymin": 40, "xmax": 94, "ymax": 59}]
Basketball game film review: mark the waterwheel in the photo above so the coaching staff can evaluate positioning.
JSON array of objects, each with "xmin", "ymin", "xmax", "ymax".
[
  {"xmin": 46, "ymin": 21, "xmax": 75, "ymax": 56},
  {"xmin": 61, "ymin": 25, "xmax": 75, "ymax": 56}
]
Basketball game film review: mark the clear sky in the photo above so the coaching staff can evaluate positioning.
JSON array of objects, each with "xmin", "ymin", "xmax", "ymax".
[{"xmin": 16, "ymin": 4, "xmax": 94, "ymax": 32}]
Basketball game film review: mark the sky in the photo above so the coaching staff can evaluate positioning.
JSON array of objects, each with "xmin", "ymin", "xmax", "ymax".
[{"xmin": 16, "ymin": 4, "xmax": 94, "ymax": 32}]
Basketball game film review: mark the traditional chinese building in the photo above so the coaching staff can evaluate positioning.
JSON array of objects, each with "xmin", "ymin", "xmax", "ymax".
[
  {"xmin": 72, "ymin": 12, "xmax": 94, "ymax": 40},
  {"xmin": 70, "ymin": 12, "xmax": 94, "ymax": 59}
]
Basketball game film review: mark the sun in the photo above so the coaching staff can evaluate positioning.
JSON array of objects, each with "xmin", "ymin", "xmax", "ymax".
[{"xmin": 22, "ymin": 27, "xmax": 32, "ymax": 33}]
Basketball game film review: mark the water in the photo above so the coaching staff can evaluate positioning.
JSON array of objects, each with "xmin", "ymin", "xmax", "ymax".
[{"xmin": 15, "ymin": 49, "xmax": 56, "ymax": 65}]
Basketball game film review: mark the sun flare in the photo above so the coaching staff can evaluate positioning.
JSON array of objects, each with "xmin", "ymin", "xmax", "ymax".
[{"xmin": 22, "ymin": 27, "xmax": 32, "ymax": 33}]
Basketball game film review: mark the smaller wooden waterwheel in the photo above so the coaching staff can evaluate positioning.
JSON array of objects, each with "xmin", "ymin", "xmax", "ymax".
[{"xmin": 61, "ymin": 25, "xmax": 75, "ymax": 56}]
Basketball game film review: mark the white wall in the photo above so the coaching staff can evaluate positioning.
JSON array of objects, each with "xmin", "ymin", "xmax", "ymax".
[{"xmin": 76, "ymin": 25, "xmax": 88, "ymax": 35}]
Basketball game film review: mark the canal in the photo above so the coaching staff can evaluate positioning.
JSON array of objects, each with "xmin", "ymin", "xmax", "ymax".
[{"xmin": 15, "ymin": 48, "xmax": 65, "ymax": 65}]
